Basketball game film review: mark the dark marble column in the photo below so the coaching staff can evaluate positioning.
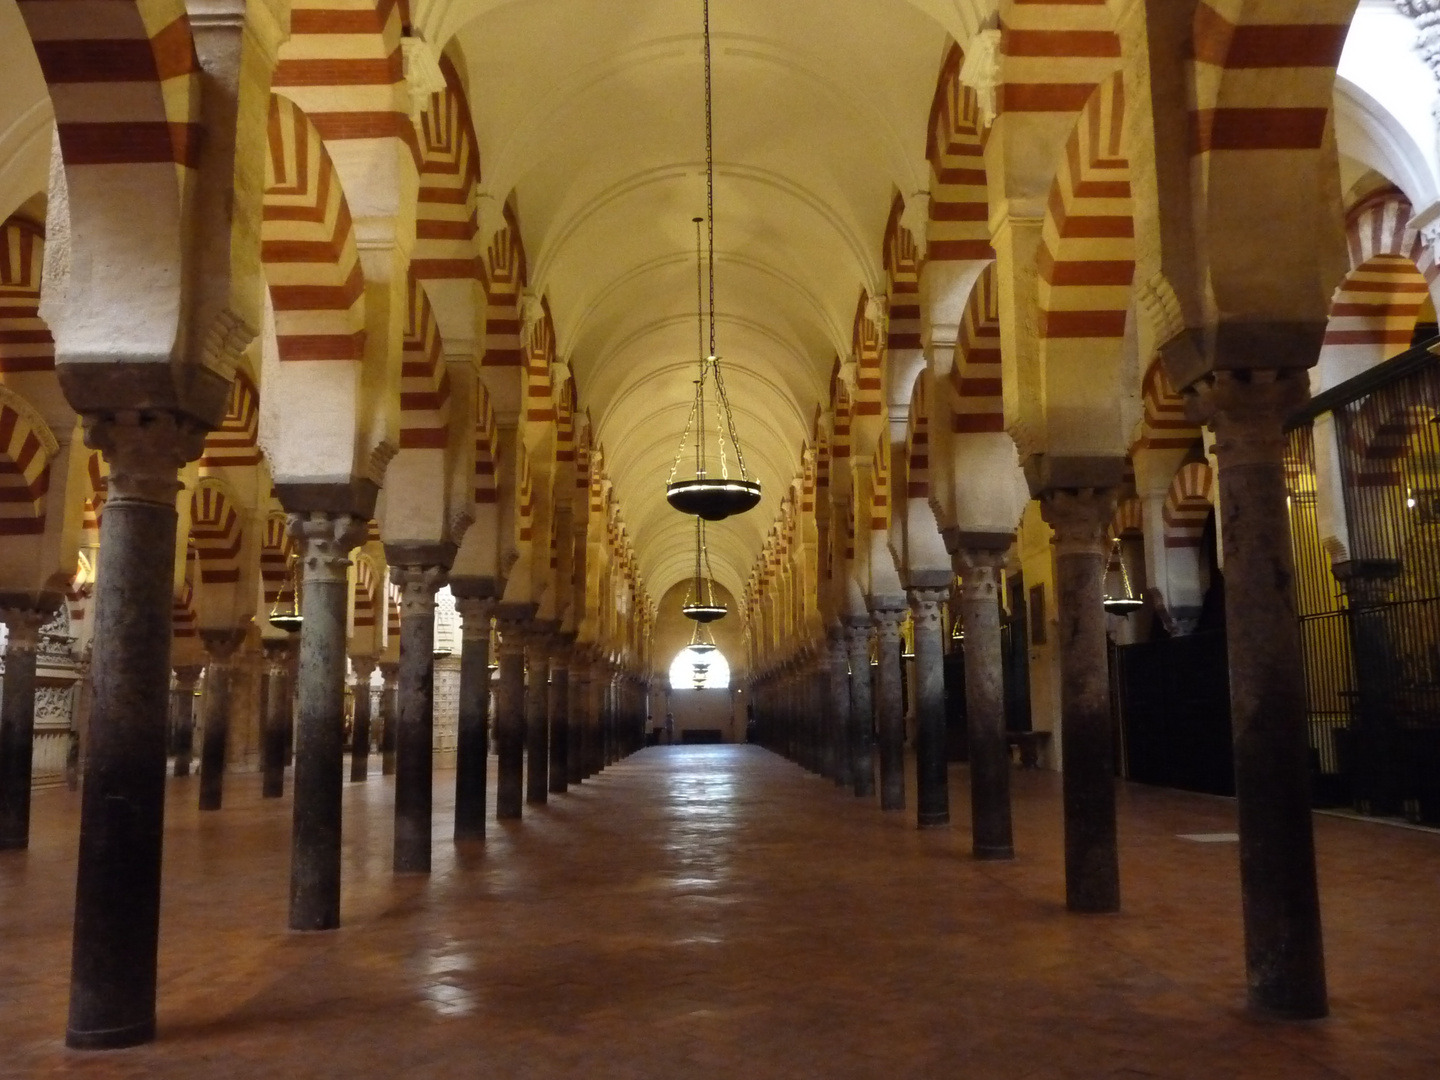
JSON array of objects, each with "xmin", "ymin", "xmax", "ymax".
[
  {"xmin": 845, "ymin": 621, "xmax": 876, "ymax": 798},
  {"xmin": 568, "ymin": 660, "xmax": 588, "ymax": 785},
  {"xmin": 286, "ymin": 511, "xmax": 367, "ymax": 932},
  {"xmin": 1193, "ymin": 369, "xmax": 1327, "ymax": 1019},
  {"xmin": 172, "ymin": 665, "xmax": 203, "ymax": 779},
  {"xmin": 813, "ymin": 654, "xmax": 834, "ymax": 780},
  {"xmin": 198, "ymin": 629, "xmax": 245, "ymax": 812},
  {"xmin": 378, "ymin": 662, "xmax": 399, "ymax": 776},
  {"xmin": 260, "ymin": 645, "xmax": 290, "ymax": 798},
  {"xmin": 1040, "ymin": 489, "xmax": 1120, "ymax": 915},
  {"xmin": 873, "ymin": 609, "xmax": 906, "ymax": 811},
  {"xmin": 348, "ymin": 656, "xmax": 377, "ymax": 783},
  {"xmin": 909, "ymin": 587, "xmax": 951, "ymax": 830},
  {"xmin": 453, "ymin": 596, "xmax": 494, "ymax": 842},
  {"xmin": 67, "ymin": 412, "xmax": 204, "ymax": 1050},
  {"xmin": 954, "ymin": 550, "xmax": 1013, "ymax": 857},
  {"xmin": 549, "ymin": 644, "xmax": 570, "ymax": 795},
  {"xmin": 494, "ymin": 618, "xmax": 527, "ymax": 819},
  {"xmin": 389, "ymin": 562, "xmax": 446, "ymax": 875},
  {"xmin": 0, "ymin": 607, "xmax": 53, "ymax": 849},
  {"xmin": 525, "ymin": 639, "xmax": 551, "ymax": 804},
  {"xmin": 828, "ymin": 629, "xmax": 852, "ymax": 790}
]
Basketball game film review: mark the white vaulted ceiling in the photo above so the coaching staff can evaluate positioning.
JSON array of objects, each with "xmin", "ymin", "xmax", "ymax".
[{"xmin": 445, "ymin": 0, "xmax": 950, "ymax": 602}]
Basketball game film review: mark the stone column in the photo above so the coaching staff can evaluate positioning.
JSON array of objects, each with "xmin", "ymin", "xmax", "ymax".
[
  {"xmin": 872, "ymin": 610, "xmax": 907, "ymax": 811},
  {"xmin": 494, "ymin": 618, "xmax": 527, "ymax": 819},
  {"xmin": 845, "ymin": 621, "xmax": 876, "ymax": 798},
  {"xmin": 389, "ymin": 563, "xmax": 446, "ymax": 875},
  {"xmin": 909, "ymin": 587, "xmax": 951, "ymax": 830},
  {"xmin": 453, "ymin": 596, "xmax": 494, "ymax": 841},
  {"xmin": 198, "ymin": 629, "xmax": 245, "ymax": 812},
  {"xmin": 1040, "ymin": 488, "xmax": 1121, "ymax": 914},
  {"xmin": 67, "ymin": 412, "xmax": 203, "ymax": 1050},
  {"xmin": 1193, "ymin": 369, "xmax": 1327, "ymax": 1019},
  {"xmin": 260, "ymin": 645, "xmax": 290, "ymax": 798},
  {"xmin": 378, "ymin": 662, "xmax": 399, "ymax": 775},
  {"xmin": 0, "ymin": 607, "xmax": 53, "ymax": 848},
  {"xmin": 568, "ymin": 661, "xmax": 587, "ymax": 785},
  {"xmin": 525, "ymin": 639, "xmax": 551, "ymax": 804},
  {"xmin": 286, "ymin": 512, "xmax": 367, "ymax": 932},
  {"xmin": 348, "ymin": 656, "xmax": 377, "ymax": 783},
  {"xmin": 172, "ymin": 665, "xmax": 203, "ymax": 779},
  {"xmin": 813, "ymin": 654, "xmax": 833, "ymax": 779},
  {"xmin": 549, "ymin": 644, "xmax": 570, "ymax": 795},
  {"xmin": 828, "ymin": 629, "xmax": 852, "ymax": 790},
  {"xmin": 953, "ymin": 550, "xmax": 1013, "ymax": 857}
]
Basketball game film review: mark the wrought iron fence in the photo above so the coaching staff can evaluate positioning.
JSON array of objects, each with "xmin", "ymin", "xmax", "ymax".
[{"xmin": 1286, "ymin": 338, "xmax": 1440, "ymax": 821}]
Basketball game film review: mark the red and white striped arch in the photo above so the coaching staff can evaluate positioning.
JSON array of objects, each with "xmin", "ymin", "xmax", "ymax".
[
  {"xmin": 1323, "ymin": 189, "xmax": 1436, "ymax": 374},
  {"xmin": 173, "ymin": 573, "xmax": 198, "ymax": 640},
  {"xmin": 189, "ymin": 480, "xmax": 243, "ymax": 585},
  {"xmin": 948, "ymin": 264, "xmax": 1003, "ymax": 434},
  {"xmin": 264, "ymin": 94, "xmax": 366, "ymax": 363},
  {"xmin": 1038, "ymin": 73, "xmax": 1134, "ymax": 347},
  {"xmin": 0, "ymin": 398, "xmax": 51, "ymax": 536},
  {"xmin": 412, "ymin": 54, "xmax": 482, "ymax": 283},
  {"xmin": 1163, "ymin": 462, "xmax": 1215, "ymax": 549},
  {"xmin": 200, "ymin": 368, "xmax": 261, "ymax": 469},
  {"xmin": 906, "ymin": 377, "xmax": 930, "ymax": 500},
  {"xmin": 0, "ymin": 217, "xmax": 53, "ymax": 375},
  {"xmin": 1108, "ymin": 496, "xmax": 1144, "ymax": 542},
  {"xmin": 884, "ymin": 196, "xmax": 922, "ymax": 356},
  {"xmin": 353, "ymin": 554, "xmax": 378, "ymax": 631},
  {"xmin": 483, "ymin": 203, "xmax": 528, "ymax": 369},
  {"xmin": 399, "ymin": 273, "xmax": 452, "ymax": 449},
  {"xmin": 271, "ymin": 0, "xmax": 414, "ymax": 163},
  {"xmin": 850, "ymin": 295, "xmax": 885, "ymax": 424},
  {"xmin": 1136, "ymin": 358, "xmax": 1201, "ymax": 454},
  {"xmin": 869, "ymin": 438, "xmax": 891, "ymax": 533},
  {"xmin": 926, "ymin": 44, "xmax": 992, "ymax": 263},
  {"xmin": 260, "ymin": 512, "xmax": 294, "ymax": 609},
  {"xmin": 474, "ymin": 379, "xmax": 498, "ymax": 506},
  {"xmin": 525, "ymin": 297, "xmax": 557, "ymax": 425},
  {"xmin": 999, "ymin": 0, "xmax": 1120, "ymax": 116}
]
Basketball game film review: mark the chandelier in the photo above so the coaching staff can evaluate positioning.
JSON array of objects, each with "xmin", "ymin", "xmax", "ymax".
[
  {"xmin": 687, "ymin": 619, "xmax": 718, "ymax": 656},
  {"xmin": 1102, "ymin": 537, "xmax": 1144, "ymax": 616},
  {"xmin": 681, "ymin": 517, "xmax": 728, "ymax": 623},
  {"xmin": 665, "ymin": 0, "xmax": 761, "ymax": 523},
  {"xmin": 268, "ymin": 554, "xmax": 303, "ymax": 634}
]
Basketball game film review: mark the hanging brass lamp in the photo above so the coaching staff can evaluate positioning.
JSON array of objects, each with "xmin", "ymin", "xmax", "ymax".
[
  {"xmin": 681, "ymin": 517, "xmax": 728, "ymax": 623},
  {"xmin": 1102, "ymin": 536, "xmax": 1144, "ymax": 616},
  {"xmin": 687, "ymin": 618, "xmax": 718, "ymax": 656},
  {"xmin": 268, "ymin": 554, "xmax": 304, "ymax": 634},
  {"xmin": 665, "ymin": 0, "xmax": 761, "ymax": 522}
]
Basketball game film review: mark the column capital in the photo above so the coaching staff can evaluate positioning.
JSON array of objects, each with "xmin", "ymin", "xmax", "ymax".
[
  {"xmin": 953, "ymin": 547, "xmax": 1006, "ymax": 602},
  {"xmin": 378, "ymin": 661, "xmax": 400, "ymax": 686},
  {"xmin": 261, "ymin": 642, "xmax": 291, "ymax": 676},
  {"xmin": 907, "ymin": 588, "xmax": 948, "ymax": 634},
  {"xmin": 200, "ymin": 628, "xmax": 246, "ymax": 662},
  {"xmin": 1185, "ymin": 368, "xmax": 1308, "ymax": 470},
  {"xmin": 455, "ymin": 596, "xmax": 495, "ymax": 639},
  {"xmin": 174, "ymin": 664, "xmax": 205, "ymax": 690},
  {"xmin": 287, "ymin": 512, "xmax": 367, "ymax": 584},
  {"xmin": 390, "ymin": 563, "xmax": 447, "ymax": 620},
  {"xmin": 871, "ymin": 606, "xmax": 907, "ymax": 641},
  {"xmin": 86, "ymin": 411, "xmax": 205, "ymax": 506},
  {"xmin": 1038, "ymin": 488, "xmax": 1117, "ymax": 559},
  {"xmin": 351, "ymin": 655, "xmax": 378, "ymax": 681},
  {"xmin": 0, "ymin": 604, "xmax": 55, "ymax": 652}
]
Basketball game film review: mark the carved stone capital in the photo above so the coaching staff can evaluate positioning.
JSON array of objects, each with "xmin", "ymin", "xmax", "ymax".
[
  {"xmin": 455, "ymin": 596, "xmax": 495, "ymax": 640},
  {"xmin": 351, "ymin": 655, "xmax": 378, "ymax": 682},
  {"xmin": 0, "ymin": 605, "xmax": 56, "ymax": 652},
  {"xmin": 871, "ymin": 607, "xmax": 906, "ymax": 644},
  {"xmin": 953, "ymin": 548, "xmax": 1006, "ymax": 603},
  {"xmin": 379, "ymin": 661, "xmax": 400, "ymax": 687},
  {"xmin": 287, "ymin": 512, "xmax": 367, "ymax": 585},
  {"xmin": 85, "ymin": 411, "xmax": 206, "ymax": 506},
  {"xmin": 495, "ymin": 617, "xmax": 530, "ymax": 657},
  {"xmin": 390, "ymin": 564, "xmax": 447, "ymax": 620},
  {"xmin": 174, "ymin": 664, "xmax": 205, "ymax": 691},
  {"xmin": 906, "ymin": 587, "xmax": 948, "ymax": 631},
  {"xmin": 200, "ymin": 628, "xmax": 246, "ymax": 663},
  {"xmin": 261, "ymin": 642, "xmax": 291, "ymax": 676},
  {"xmin": 1039, "ymin": 488, "xmax": 1118, "ymax": 559},
  {"xmin": 1185, "ymin": 369, "xmax": 1308, "ymax": 470}
]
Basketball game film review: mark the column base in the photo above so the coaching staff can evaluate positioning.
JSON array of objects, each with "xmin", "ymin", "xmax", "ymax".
[
  {"xmin": 0, "ymin": 835, "xmax": 27, "ymax": 850},
  {"xmin": 973, "ymin": 843, "xmax": 1015, "ymax": 861},
  {"xmin": 917, "ymin": 814, "xmax": 949, "ymax": 830},
  {"xmin": 65, "ymin": 1018, "xmax": 156, "ymax": 1051},
  {"xmin": 1247, "ymin": 990, "xmax": 1329, "ymax": 1022}
]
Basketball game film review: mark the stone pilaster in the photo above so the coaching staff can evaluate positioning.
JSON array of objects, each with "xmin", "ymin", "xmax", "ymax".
[
  {"xmin": 453, "ymin": 596, "xmax": 494, "ymax": 841},
  {"xmin": 908, "ymin": 587, "xmax": 951, "ymax": 830},
  {"xmin": 845, "ymin": 621, "xmax": 876, "ymax": 799},
  {"xmin": 872, "ymin": 609, "xmax": 907, "ymax": 811},
  {"xmin": 172, "ymin": 664, "xmax": 204, "ymax": 779},
  {"xmin": 0, "ymin": 607, "xmax": 55, "ymax": 848},
  {"xmin": 954, "ymin": 549, "xmax": 1013, "ymax": 856},
  {"xmin": 286, "ymin": 511, "xmax": 367, "ymax": 931},
  {"xmin": 389, "ymin": 561, "xmax": 447, "ymax": 875},
  {"xmin": 1040, "ymin": 488, "xmax": 1120, "ymax": 914},
  {"xmin": 260, "ymin": 646, "xmax": 289, "ymax": 798},
  {"xmin": 67, "ymin": 411, "xmax": 204, "ymax": 1050},
  {"xmin": 197, "ymin": 629, "xmax": 245, "ymax": 812},
  {"xmin": 348, "ymin": 656, "xmax": 378, "ymax": 783},
  {"xmin": 1190, "ymin": 368, "xmax": 1327, "ymax": 1019}
]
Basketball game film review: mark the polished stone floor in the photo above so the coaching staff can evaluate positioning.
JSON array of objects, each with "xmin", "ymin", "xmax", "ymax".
[{"xmin": 2, "ymin": 746, "xmax": 1439, "ymax": 1078}]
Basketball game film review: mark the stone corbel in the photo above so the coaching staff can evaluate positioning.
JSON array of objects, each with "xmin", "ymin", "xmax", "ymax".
[{"xmin": 958, "ymin": 29, "xmax": 1003, "ymax": 129}]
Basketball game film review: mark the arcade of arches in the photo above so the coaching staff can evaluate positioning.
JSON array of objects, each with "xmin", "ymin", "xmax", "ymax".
[{"xmin": 2, "ymin": 0, "xmax": 1440, "ymax": 1072}]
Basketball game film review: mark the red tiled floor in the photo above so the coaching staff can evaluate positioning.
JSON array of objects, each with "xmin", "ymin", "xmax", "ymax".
[{"xmin": 2, "ymin": 746, "xmax": 1439, "ymax": 1078}]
